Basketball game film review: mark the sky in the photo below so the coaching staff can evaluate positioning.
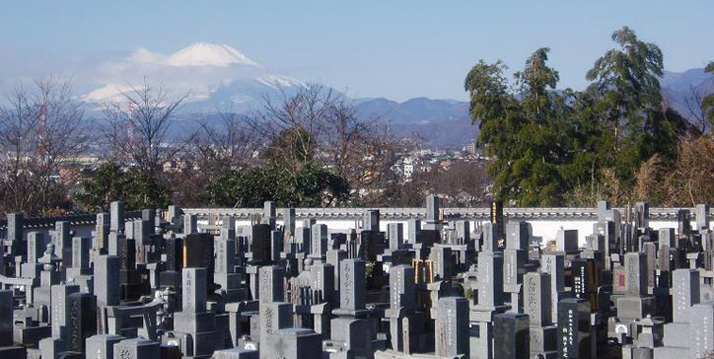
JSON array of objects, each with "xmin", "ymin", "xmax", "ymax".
[{"xmin": 1, "ymin": 1, "xmax": 713, "ymax": 102}]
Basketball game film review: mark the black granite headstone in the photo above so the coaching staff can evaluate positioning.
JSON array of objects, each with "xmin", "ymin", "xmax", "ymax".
[
  {"xmin": 66, "ymin": 293, "xmax": 97, "ymax": 353},
  {"xmin": 571, "ymin": 258, "xmax": 599, "ymax": 310},
  {"xmin": 557, "ymin": 298, "xmax": 592, "ymax": 359},
  {"xmin": 165, "ymin": 237, "xmax": 183, "ymax": 272},
  {"xmin": 494, "ymin": 312, "xmax": 530, "ymax": 359},
  {"xmin": 251, "ymin": 224, "xmax": 271, "ymax": 263}
]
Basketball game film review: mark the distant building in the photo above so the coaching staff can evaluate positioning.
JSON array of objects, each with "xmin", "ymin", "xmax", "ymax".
[{"xmin": 464, "ymin": 139, "xmax": 478, "ymax": 156}]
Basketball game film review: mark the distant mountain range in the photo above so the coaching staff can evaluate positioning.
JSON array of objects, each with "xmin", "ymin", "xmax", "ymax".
[
  {"xmin": 352, "ymin": 69, "xmax": 714, "ymax": 148},
  {"xmin": 353, "ymin": 98, "xmax": 476, "ymax": 148},
  {"xmin": 661, "ymin": 68, "xmax": 714, "ymax": 123},
  {"xmin": 75, "ymin": 43, "xmax": 713, "ymax": 149}
]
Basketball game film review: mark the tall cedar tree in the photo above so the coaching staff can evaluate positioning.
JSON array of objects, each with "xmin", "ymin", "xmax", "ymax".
[
  {"xmin": 465, "ymin": 49, "xmax": 572, "ymax": 205},
  {"xmin": 584, "ymin": 27, "xmax": 681, "ymax": 189}
]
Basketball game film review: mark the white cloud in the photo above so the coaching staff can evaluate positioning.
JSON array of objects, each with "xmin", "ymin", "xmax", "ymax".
[
  {"xmin": 128, "ymin": 48, "xmax": 166, "ymax": 65},
  {"xmin": 82, "ymin": 83, "xmax": 132, "ymax": 102}
]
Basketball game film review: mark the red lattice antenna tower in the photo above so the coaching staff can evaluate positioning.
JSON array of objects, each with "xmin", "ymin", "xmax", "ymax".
[{"xmin": 37, "ymin": 102, "xmax": 47, "ymax": 156}]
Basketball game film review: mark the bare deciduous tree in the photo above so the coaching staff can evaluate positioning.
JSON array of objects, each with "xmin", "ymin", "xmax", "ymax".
[
  {"xmin": 193, "ymin": 108, "xmax": 258, "ymax": 175},
  {"xmin": 685, "ymin": 84, "xmax": 709, "ymax": 133},
  {"xmin": 0, "ymin": 78, "xmax": 88, "ymax": 215},
  {"xmin": 250, "ymin": 83, "xmax": 402, "ymax": 200},
  {"xmin": 103, "ymin": 79, "xmax": 187, "ymax": 176}
]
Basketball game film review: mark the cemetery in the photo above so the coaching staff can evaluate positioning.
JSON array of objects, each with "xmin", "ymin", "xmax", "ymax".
[{"xmin": 0, "ymin": 196, "xmax": 713, "ymax": 359}]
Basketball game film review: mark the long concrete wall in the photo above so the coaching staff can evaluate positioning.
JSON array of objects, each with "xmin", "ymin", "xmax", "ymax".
[
  {"xmin": 186, "ymin": 207, "xmax": 704, "ymax": 246},
  {"xmin": 1, "ymin": 207, "xmax": 705, "ymax": 246}
]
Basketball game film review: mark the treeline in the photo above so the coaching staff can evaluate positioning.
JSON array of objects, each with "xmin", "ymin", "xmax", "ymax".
[
  {"xmin": 465, "ymin": 26, "xmax": 714, "ymax": 207},
  {"xmin": 0, "ymin": 80, "xmax": 484, "ymax": 215}
]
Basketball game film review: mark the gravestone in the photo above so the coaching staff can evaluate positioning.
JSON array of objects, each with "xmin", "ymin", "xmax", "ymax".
[
  {"xmin": 264, "ymin": 328, "xmax": 322, "ymax": 359},
  {"xmin": 51, "ymin": 283, "xmax": 80, "ymax": 339},
  {"xmin": 295, "ymin": 227, "xmax": 310, "ymax": 255},
  {"xmin": 184, "ymin": 233, "xmax": 215, "ymax": 276},
  {"xmin": 70, "ymin": 236, "xmax": 91, "ymax": 275},
  {"xmin": 387, "ymin": 223, "xmax": 404, "ymax": 250},
  {"xmin": 182, "ymin": 267, "xmax": 207, "ymax": 313},
  {"xmin": 165, "ymin": 237, "xmax": 183, "ymax": 271},
  {"xmin": 94, "ymin": 213, "xmax": 110, "ymax": 254},
  {"xmin": 263, "ymin": 201, "xmax": 276, "ymax": 229},
  {"xmin": 507, "ymin": 221, "xmax": 529, "ymax": 250},
  {"xmin": 524, "ymin": 272, "xmax": 552, "ymax": 326},
  {"xmin": 184, "ymin": 213, "xmax": 198, "ymax": 235},
  {"xmin": 597, "ymin": 201, "xmax": 611, "ymax": 222},
  {"xmin": 687, "ymin": 302, "xmax": 714, "ymax": 358},
  {"xmin": 678, "ymin": 209, "xmax": 692, "ymax": 237},
  {"xmin": 364, "ymin": 210, "xmax": 380, "ymax": 232},
  {"xmin": 672, "ymin": 269, "xmax": 700, "ymax": 322},
  {"xmin": 283, "ymin": 208, "xmax": 296, "ymax": 241},
  {"xmin": 482, "ymin": 222, "xmax": 500, "ymax": 252},
  {"xmin": 66, "ymin": 292, "xmax": 97, "ymax": 353},
  {"xmin": 335, "ymin": 259, "xmax": 366, "ymax": 314},
  {"xmin": 110, "ymin": 201, "xmax": 125, "ymax": 233},
  {"xmin": 494, "ymin": 312, "xmax": 530, "ymax": 359},
  {"xmin": 213, "ymin": 348, "xmax": 258, "ymax": 359},
  {"xmin": 556, "ymin": 229, "xmax": 578, "ymax": 253},
  {"xmin": 389, "ymin": 265, "xmax": 415, "ymax": 311},
  {"xmin": 251, "ymin": 224, "xmax": 272, "ymax": 263},
  {"xmin": 133, "ymin": 220, "xmax": 150, "ymax": 264},
  {"xmin": 430, "ymin": 245, "xmax": 453, "ymax": 280},
  {"xmin": 161, "ymin": 237, "xmax": 183, "ymax": 292},
  {"xmin": 95, "ymin": 255, "xmax": 120, "ymax": 307},
  {"xmin": 27, "ymin": 232, "xmax": 45, "ymax": 265},
  {"xmin": 476, "ymin": 251, "xmax": 506, "ymax": 308},
  {"xmin": 624, "ymin": 252, "xmax": 648, "ymax": 297},
  {"xmin": 167, "ymin": 205, "xmax": 182, "ymax": 226},
  {"xmin": 113, "ymin": 338, "xmax": 160, "ymax": 359},
  {"xmin": 85, "ymin": 334, "xmax": 124, "ymax": 359},
  {"xmin": 659, "ymin": 228, "xmax": 675, "ymax": 249},
  {"xmin": 0, "ymin": 290, "xmax": 12, "ymax": 346},
  {"xmin": 311, "ymin": 224, "xmax": 328, "ymax": 258},
  {"xmin": 426, "ymin": 195, "xmax": 440, "ymax": 224},
  {"xmin": 258, "ymin": 302, "xmax": 293, "ymax": 356},
  {"xmin": 435, "ymin": 296, "xmax": 469, "ymax": 357},
  {"xmin": 141, "ymin": 208, "xmax": 155, "ymax": 228},
  {"xmin": 558, "ymin": 298, "xmax": 593, "ymax": 359},
  {"xmin": 634, "ymin": 202, "xmax": 649, "ymax": 230},
  {"xmin": 491, "ymin": 200, "xmax": 504, "ymax": 241},
  {"xmin": 270, "ymin": 230, "xmax": 282, "ymax": 262},
  {"xmin": 642, "ymin": 243, "xmax": 657, "ymax": 289},
  {"xmin": 571, "ymin": 258, "xmax": 599, "ymax": 310},
  {"xmin": 407, "ymin": 219, "xmax": 422, "ymax": 244},
  {"xmin": 696, "ymin": 204, "xmax": 710, "ymax": 231},
  {"xmin": 258, "ymin": 266, "xmax": 285, "ymax": 303},
  {"xmin": 7, "ymin": 213, "xmax": 24, "ymax": 258}
]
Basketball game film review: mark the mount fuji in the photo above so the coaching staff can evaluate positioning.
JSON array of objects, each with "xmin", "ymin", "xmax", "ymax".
[
  {"xmin": 81, "ymin": 43, "xmax": 304, "ymax": 112},
  {"xmin": 164, "ymin": 43, "xmax": 260, "ymax": 67}
]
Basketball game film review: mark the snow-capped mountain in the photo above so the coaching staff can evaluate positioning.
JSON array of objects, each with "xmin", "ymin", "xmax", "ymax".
[
  {"xmin": 81, "ymin": 43, "xmax": 302, "ymax": 110},
  {"xmin": 165, "ymin": 43, "xmax": 260, "ymax": 67}
]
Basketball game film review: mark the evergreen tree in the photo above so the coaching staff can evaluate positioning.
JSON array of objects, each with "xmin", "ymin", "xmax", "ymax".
[
  {"xmin": 75, "ymin": 162, "xmax": 171, "ymax": 211},
  {"xmin": 204, "ymin": 165, "xmax": 348, "ymax": 208},
  {"xmin": 465, "ymin": 49, "xmax": 573, "ymax": 205},
  {"xmin": 584, "ymin": 26, "xmax": 677, "ymax": 187}
]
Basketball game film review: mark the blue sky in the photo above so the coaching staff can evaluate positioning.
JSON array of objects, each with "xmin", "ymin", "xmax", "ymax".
[{"xmin": 2, "ymin": 1, "xmax": 713, "ymax": 101}]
